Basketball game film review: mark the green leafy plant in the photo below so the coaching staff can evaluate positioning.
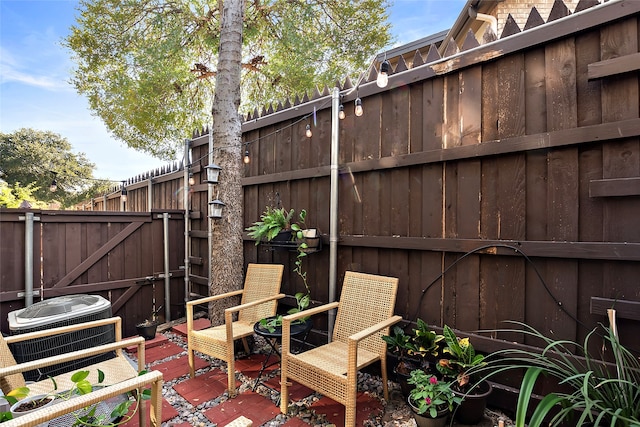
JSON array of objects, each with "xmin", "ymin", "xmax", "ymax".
[
  {"xmin": 253, "ymin": 208, "xmax": 313, "ymax": 333},
  {"xmin": 481, "ymin": 321, "xmax": 640, "ymax": 427},
  {"xmin": 411, "ymin": 319, "xmax": 444, "ymax": 360},
  {"xmin": 246, "ymin": 206, "xmax": 297, "ymax": 244},
  {"xmin": 3, "ymin": 369, "xmax": 151, "ymax": 426},
  {"xmin": 407, "ymin": 370, "xmax": 462, "ymax": 417},
  {"xmin": 436, "ymin": 325, "xmax": 486, "ymax": 390},
  {"xmin": 258, "ymin": 292, "xmax": 310, "ymax": 333},
  {"xmin": 0, "ymin": 386, "xmax": 30, "ymax": 422},
  {"xmin": 382, "ymin": 326, "xmax": 419, "ymax": 374}
]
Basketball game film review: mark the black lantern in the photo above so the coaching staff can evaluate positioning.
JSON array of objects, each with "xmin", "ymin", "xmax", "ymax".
[
  {"xmin": 208, "ymin": 199, "xmax": 225, "ymax": 218},
  {"xmin": 204, "ymin": 163, "xmax": 222, "ymax": 183},
  {"xmin": 121, "ymin": 182, "xmax": 128, "ymax": 202}
]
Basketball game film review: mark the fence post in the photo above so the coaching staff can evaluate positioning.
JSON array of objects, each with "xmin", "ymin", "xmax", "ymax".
[
  {"xmin": 19, "ymin": 212, "xmax": 41, "ymax": 306},
  {"xmin": 162, "ymin": 212, "xmax": 171, "ymax": 321}
]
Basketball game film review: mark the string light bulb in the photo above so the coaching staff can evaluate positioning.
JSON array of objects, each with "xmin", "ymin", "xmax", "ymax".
[
  {"xmin": 243, "ymin": 149, "xmax": 250, "ymax": 164},
  {"xmin": 354, "ymin": 97, "xmax": 363, "ymax": 117},
  {"xmin": 49, "ymin": 173, "xmax": 58, "ymax": 192},
  {"xmin": 338, "ymin": 103, "xmax": 345, "ymax": 120},
  {"xmin": 377, "ymin": 60, "xmax": 390, "ymax": 88},
  {"xmin": 188, "ymin": 172, "xmax": 195, "ymax": 186},
  {"xmin": 305, "ymin": 124, "xmax": 312, "ymax": 138}
]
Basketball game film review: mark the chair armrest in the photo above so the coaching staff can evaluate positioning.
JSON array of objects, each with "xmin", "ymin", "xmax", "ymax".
[
  {"xmin": 282, "ymin": 301, "xmax": 339, "ymax": 323},
  {"xmin": 346, "ymin": 315, "xmax": 402, "ymax": 379},
  {"xmin": 224, "ymin": 293, "xmax": 286, "ymax": 314},
  {"xmin": 186, "ymin": 289, "xmax": 244, "ymax": 309},
  {"xmin": 4, "ymin": 317, "xmax": 124, "ymax": 345},
  {"xmin": 186, "ymin": 290, "xmax": 245, "ymax": 332},
  {"xmin": 0, "ymin": 336, "xmax": 145, "ymax": 378},
  {"xmin": 223, "ymin": 293, "xmax": 286, "ymax": 335},
  {"xmin": 1, "ymin": 370, "xmax": 164, "ymax": 427},
  {"xmin": 281, "ymin": 302, "xmax": 340, "ymax": 355},
  {"xmin": 348, "ymin": 315, "xmax": 402, "ymax": 343}
]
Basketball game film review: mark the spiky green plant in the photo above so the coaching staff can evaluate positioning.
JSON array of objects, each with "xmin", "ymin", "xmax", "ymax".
[{"xmin": 479, "ymin": 321, "xmax": 640, "ymax": 427}]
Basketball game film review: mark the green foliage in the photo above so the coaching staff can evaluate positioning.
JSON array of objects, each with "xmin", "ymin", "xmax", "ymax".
[
  {"xmin": 0, "ymin": 181, "xmax": 49, "ymax": 209},
  {"xmin": 436, "ymin": 325, "xmax": 486, "ymax": 389},
  {"xmin": 0, "ymin": 129, "xmax": 110, "ymax": 208},
  {"xmin": 246, "ymin": 206, "xmax": 296, "ymax": 243},
  {"xmin": 255, "ymin": 208, "xmax": 312, "ymax": 333},
  {"xmin": 1, "ymin": 369, "xmax": 152, "ymax": 426},
  {"xmin": 64, "ymin": 0, "xmax": 393, "ymax": 157},
  {"xmin": 259, "ymin": 292, "xmax": 310, "ymax": 333},
  {"xmin": 407, "ymin": 370, "xmax": 462, "ymax": 417},
  {"xmin": 383, "ymin": 325, "xmax": 418, "ymax": 368},
  {"xmin": 0, "ymin": 387, "xmax": 30, "ymax": 421},
  {"xmin": 412, "ymin": 319, "xmax": 444, "ymax": 359},
  {"xmin": 383, "ymin": 320, "xmax": 444, "ymax": 373},
  {"xmin": 482, "ymin": 321, "xmax": 640, "ymax": 427}
]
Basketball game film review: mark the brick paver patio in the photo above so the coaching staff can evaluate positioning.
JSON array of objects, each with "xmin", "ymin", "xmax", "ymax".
[{"xmin": 120, "ymin": 319, "xmax": 386, "ymax": 427}]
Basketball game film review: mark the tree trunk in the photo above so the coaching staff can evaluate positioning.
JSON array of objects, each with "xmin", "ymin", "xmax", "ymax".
[{"xmin": 209, "ymin": 0, "xmax": 244, "ymax": 325}]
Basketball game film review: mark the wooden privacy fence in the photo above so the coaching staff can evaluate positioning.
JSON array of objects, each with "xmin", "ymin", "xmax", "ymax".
[
  {"xmin": 67, "ymin": 0, "xmax": 639, "ymax": 411},
  {"xmin": 240, "ymin": 0, "xmax": 640, "ymax": 408},
  {"xmin": 0, "ymin": 209, "xmax": 185, "ymax": 337}
]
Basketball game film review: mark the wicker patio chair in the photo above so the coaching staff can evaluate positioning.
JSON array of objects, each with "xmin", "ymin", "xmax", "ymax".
[
  {"xmin": 279, "ymin": 271, "xmax": 402, "ymax": 427},
  {"xmin": 0, "ymin": 316, "xmax": 162, "ymax": 426},
  {"xmin": 186, "ymin": 263, "xmax": 285, "ymax": 396},
  {"xmin": 1, "ymin": 371, "xmax": 163, "ymax": 427}
]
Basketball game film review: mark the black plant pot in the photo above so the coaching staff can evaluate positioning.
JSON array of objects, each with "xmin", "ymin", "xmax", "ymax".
[
  {"xmin": 136, "ymin": 321, "xmax": 158, "ymax": 340},
  {"xmin": 452, "ymin": 380, "xmax": 492, "ymax": 425},
  {"xmin": 393, "ymin": 361, "xmax": 420, "ymax": 397}
]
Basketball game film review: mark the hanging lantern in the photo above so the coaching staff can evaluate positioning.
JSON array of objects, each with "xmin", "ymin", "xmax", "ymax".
[
  {"xmin": 208, "ymin": 199, "xmax": 225, "ymax": 218},
  {"xmin": 204, "ymin": 163, "xmax": 222, "ymax": 183}
]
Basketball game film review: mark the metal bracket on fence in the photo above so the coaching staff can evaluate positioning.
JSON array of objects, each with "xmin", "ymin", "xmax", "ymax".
[
  {"xmin": 17, "ymin": 290, "xmax": 40, "ymax": 297},
  {"xmin": 18, "ymin": 216, "xmax": 41, "ymax": 221},
  {"xmin": 155, "ymin": 214, "xmax": 172, "ymax": 219},
  {"xmin": 157, "ymin": 273, "xmax": 173, "ymax": 278}
]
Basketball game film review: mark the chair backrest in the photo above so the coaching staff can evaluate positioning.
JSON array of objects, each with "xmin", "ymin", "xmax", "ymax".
[
  {"xmin": 333, "ymin": 271, "xmax": 399, "ymax": 356},
  {"xmin": 0, "ymin": 335, "xmax": 26, "ymax": 394},
  {"xmin": 238, "ymin": 263, "xmax": 284, "ymax": 323}
]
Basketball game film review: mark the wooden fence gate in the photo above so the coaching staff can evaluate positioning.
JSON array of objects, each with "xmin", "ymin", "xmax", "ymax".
[{"xmin": 0, "ymin": 209, "xmax": 185, "ymax": 337}]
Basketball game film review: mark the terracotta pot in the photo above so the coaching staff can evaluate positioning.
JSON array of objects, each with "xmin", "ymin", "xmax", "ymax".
[
  {"xmin": 452, "ymin": 380, "xmax": 492, "ymax": 425},
  {"xmin": 407, "ymin": 397, "xmax": 450, "ymax": 427}
]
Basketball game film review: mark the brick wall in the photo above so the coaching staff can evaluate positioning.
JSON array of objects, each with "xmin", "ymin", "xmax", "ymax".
[{"xmin": 495, "ymin": 0, "xmax": 582, "ymax": 36}]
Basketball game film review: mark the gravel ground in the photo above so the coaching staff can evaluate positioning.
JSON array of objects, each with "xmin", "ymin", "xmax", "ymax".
[{"xmin": 133, "ymin": 330, "xmax": 514, "ymax": 427}]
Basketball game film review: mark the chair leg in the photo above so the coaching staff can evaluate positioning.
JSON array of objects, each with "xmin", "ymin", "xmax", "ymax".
[
  {"xmin": 188, "ymin": 347, "xmax": 196, "ymax": 378},
  {"xmin": 227, "ymin": 358, "xmax": 237, "ymax": 397},
  {"xmin": 150, "ymin": 375, "xmax": 163, "ymax": 427},
  {"xmin": 279, "ymin": 374, "xmax": 289, "ymax": 415},
  {"xmin": 138, "ymin": 398, "xmax": 148, "ymax": 426},
  {"xmin": 345, "ymin": 404, "xmax": 356, "ymax": 427},
  {"xmin": 381, "ymin": 357, "xmax": 389, "ymax": 401},
  {"xmin": 242, "ymin": 337, "xmax": 250, "ymax": 354},
  {"xmin": 346, "ymin": 380, "xmax": 357, "ymax": 427}
]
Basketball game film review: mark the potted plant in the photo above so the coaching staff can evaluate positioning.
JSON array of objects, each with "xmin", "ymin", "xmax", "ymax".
[
  {"xmin": 383, "ymin": 319, "xmax": 444, "ymax": 397},
  {"xmin": 436, "ymin": 325, "xmax": 491, "ymax": 424},
  {"xmin": 136, "ymin": 305, "xmax": 163, "ymax": 340},
  {"xmin": 382, "ymin": 325, "xmax": 420, "ymax": 396},
  {"xmin": 411, "ymin": 319, "xmax": 445, "ymax": 367},
  {"xmin": 258, "ymin": 228, "xmax": 312, "ymax": 333},
  {"xmin": 246, "ymin": 206, "xmax": 300, "ymax": 243},
  {"xmin": 407, "ymin": 369, "xmax": 462, "ymax": 427},
  {"xmin": 5, "ymin": 369, "xmax": 152, "ymax": 426},
  {"xmin": 0, "ymin": 386, "xmax": 30, "ymax": 422}
]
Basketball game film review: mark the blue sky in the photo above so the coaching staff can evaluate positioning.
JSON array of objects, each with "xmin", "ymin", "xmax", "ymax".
[{"xmin": 0, "ymin": 0, "xmax": 466, "ymax": 182}]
